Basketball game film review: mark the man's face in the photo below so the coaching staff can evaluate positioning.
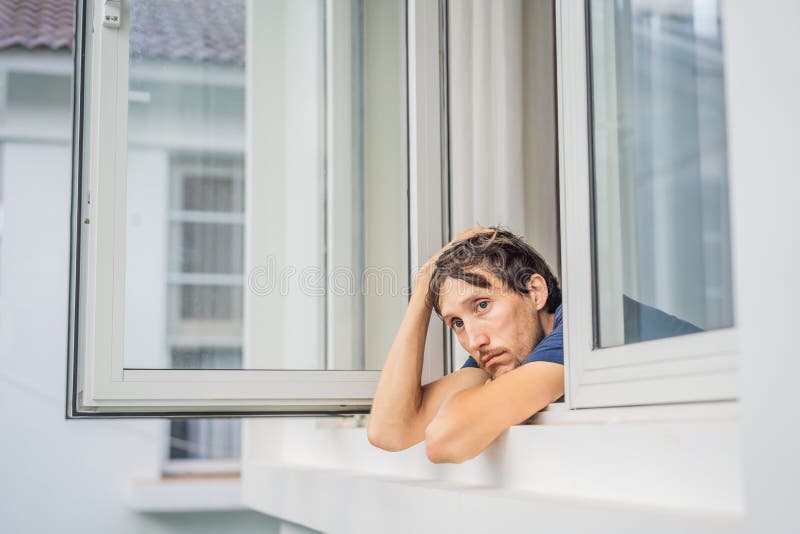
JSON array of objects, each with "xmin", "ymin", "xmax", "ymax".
[{"xmin": 438, "ymin": 270, "xmax": 545, "ymax": 379}]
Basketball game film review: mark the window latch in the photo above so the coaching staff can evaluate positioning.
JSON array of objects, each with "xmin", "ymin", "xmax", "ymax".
[{"xmin": 103, "ymin": 0, "xmax": 121, "ymax": 29}]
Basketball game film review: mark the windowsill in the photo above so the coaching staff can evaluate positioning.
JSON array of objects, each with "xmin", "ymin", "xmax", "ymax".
[
  {"xmin": 243, "ymin": 401, "xmax": 744, "ymax": 526},
  {"xmin": 243, "ymin": 463, "xmax": 741, "ymax": 534},
  {"xmin": 314, "ymin": 400, "xmax": 740, "ymax": 428},
  {"xmin": 127, "ymin": 473, "xmax": 245, "ymax": 512},
  {"xmin": 161, "ymin": 459, "xmax": 241, "ymax": 477},
  {"xmin": 529, "ymin": 399, "xmax": 740, "ymax": 425}
]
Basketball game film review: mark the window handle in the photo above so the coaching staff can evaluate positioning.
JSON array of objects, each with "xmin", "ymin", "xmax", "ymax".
[{"xmin": 103, "ymin": 0, "xmax": 121, "ymax": 29}]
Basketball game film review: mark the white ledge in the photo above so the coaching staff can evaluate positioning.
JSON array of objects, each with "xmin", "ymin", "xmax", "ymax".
[
  {"xmin": 530, "ymin": 399, "xmax": 740, "ymax": 425},
  {"xmin": 127, "ymin": 475, "xmax": 245, "ymax": 512},
  {"xmin": 243, "ymin": 402, "xmax": 744, "ymax": 528},
  {"xmin": 243, "ymin": 463, "xmax": 741, "ymax": 534}
]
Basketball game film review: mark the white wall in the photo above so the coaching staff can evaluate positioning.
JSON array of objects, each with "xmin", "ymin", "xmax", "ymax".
[
  {"xmin": 725, "ymin": 2, "xmax": 800, "ymax": 533},
  {"xmin": 0, "ymin": 141, "xmax": 284, "ymax": 533}
]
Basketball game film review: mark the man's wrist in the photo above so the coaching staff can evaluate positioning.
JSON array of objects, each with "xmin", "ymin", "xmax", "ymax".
[
  {"xmin": 410, "ymin": 266, "xmax": 434, "ymax": 307},
  {"xmin": 411, "ymin": 280, "xmax": 432, "ymax": 308}
]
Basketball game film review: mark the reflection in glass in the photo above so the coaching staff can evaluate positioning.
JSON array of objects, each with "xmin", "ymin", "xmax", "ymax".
[
  {"xmin": 589, "ymin": 0, "xmax": 733, "ymax": 348},
  {"xmin": 123, "ymin": 0, "xmax": 408, "ymax": 370},
  {"xmin": 169, "ymin": 418, "xmax": 241, "ymax": 461}
]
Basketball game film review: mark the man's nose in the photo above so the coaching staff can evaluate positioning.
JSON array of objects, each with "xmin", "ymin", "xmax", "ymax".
[{"xmin": 466, "ymin": 325, "xmax": 490, "ymax": 353}]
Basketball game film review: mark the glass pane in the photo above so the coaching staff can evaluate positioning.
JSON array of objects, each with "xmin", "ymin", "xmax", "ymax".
[
  {"xmin": 123, "ymin": 0, "xmax": 408, "ymax": 370},
  {"xmin": 588, "ymin": 0, "xmax": 734, "ymax": 348},
  {"xmin": 124, "ymin": 0, "xmax": 247, "ymax": 370},
  {"xmin": 169, "ymin": 418, "xmax": 241, "ymax": 460}
]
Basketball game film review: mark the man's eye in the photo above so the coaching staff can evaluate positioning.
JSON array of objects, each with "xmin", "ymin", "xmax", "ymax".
[
  {"xmin": 477, "ymin": 300, "xmax": 489, "ymax": 310},
  {"xmin": 452, "ymin": 319, "xmax": 464, "ymax": 329}
]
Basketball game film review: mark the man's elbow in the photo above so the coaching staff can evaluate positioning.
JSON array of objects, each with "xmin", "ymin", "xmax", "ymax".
[
  {"xmin": 424, "ymin": 420, "xmax": 475, "ymax": 464},
  {"xmin": 425, "ymin": 439, "xmax": 468, "ymax": 464},
  {"xmin": 367, "ymin": 419, "xmax": 416, "ymax": 452}
]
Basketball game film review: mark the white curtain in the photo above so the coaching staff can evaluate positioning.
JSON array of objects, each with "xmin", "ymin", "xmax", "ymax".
[
  {"xmin": 448, "ymin": 0, "xmax": 526, "ymax": 235},
  {"xmin": 447, "ymin": 0, "xmax": 526, "ymax": 368}
]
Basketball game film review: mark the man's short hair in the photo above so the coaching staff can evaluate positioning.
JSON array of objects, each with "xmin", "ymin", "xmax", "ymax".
[{"xmin": 427, "ymin": 228, "xmax": 562, "ymax": 316}]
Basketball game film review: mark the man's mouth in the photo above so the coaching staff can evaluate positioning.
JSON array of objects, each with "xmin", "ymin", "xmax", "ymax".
[{"xmin": 481, "ymin": 351, "xmax": 505, "ymax": 369}]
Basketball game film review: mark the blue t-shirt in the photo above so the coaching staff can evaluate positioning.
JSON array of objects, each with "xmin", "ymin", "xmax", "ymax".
[{"xmin": 461, "ymin": 304, "xmax": 564, "ymax": 369}]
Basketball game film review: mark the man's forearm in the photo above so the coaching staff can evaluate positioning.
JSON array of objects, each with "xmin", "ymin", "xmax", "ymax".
[
  {"xmin": 424, "ymin": 362, "xmax": 565, "ymax": 463},
  {"xmin": 367, "ymin": 285, "xmax": 432, "ymax": 450}
]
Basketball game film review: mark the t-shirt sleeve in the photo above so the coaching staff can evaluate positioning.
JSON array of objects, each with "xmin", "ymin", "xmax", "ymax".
[
  {"xmin": 461, "ymin": 355, "xmax": 479, "ymax": 368},
  {"xmin": 522, "ymin": 327, "xmax": 564, "ymax": 365}
]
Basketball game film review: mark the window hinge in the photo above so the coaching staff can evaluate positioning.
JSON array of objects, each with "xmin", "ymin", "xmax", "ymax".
[{"xmin": 103, "ymin": 0, "xmax": 121, "ymax": 29}]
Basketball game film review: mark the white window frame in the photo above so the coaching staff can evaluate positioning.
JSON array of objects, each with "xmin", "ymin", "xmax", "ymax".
[
  {"xmin": 68, "ymin": 0, "xmax": 446, "ymax": 416},
  {"xmin": 556, "ymin": 0, "xmax": 738, "ymax": 409}
]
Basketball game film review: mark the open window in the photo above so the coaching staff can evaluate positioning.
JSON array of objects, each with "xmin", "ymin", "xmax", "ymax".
[
  {"xmin": 70, "ymin": 0, "xmax": 738, "ymax": 418},
  {"xmin": 557, "ymin": 0, "xmax": 737, "ymax": 408},
  {"xmin": 68, "ymin": 0, "xmax": 447, "ymax": 416}
]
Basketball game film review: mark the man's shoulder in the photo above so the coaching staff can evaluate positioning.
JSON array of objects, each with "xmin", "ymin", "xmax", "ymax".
[{"xmin": 524, "ymin": 305, "xmax": 564, "ymax": 366}]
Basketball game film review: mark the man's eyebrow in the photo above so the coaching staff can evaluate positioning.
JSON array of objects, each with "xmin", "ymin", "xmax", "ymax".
[{"xmin": 440, "ymin": 293, "xmax": 488, "ymax": 320}]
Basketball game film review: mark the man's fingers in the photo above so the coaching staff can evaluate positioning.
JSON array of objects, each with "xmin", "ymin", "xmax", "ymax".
[{"xmin": 423, "ymin": 227, "xmax": 495, "ymax": 273}]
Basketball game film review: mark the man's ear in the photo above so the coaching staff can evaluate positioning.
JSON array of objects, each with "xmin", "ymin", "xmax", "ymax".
[{"xmin": 527, "ymin": 273, "xmax": 549, "ymax": 311}]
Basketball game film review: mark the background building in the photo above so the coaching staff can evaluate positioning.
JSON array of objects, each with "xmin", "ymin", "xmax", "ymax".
[{"xmin": 0, "ymin": 1, "xmax": 310, "ymax": 532}]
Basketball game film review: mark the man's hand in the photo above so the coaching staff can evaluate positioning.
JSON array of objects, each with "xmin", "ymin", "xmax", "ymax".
[{"xmin": 413, "ymin": 226, "xmax": 494, "ymax": 297}]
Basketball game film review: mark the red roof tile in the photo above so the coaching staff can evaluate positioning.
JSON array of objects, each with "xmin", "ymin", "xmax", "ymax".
[
  {"xmin": 0, "ymin": 0, "xmax": 74, "ymax": 50},
  {"xmin": 130, "ymin": 0, "xmax": 244, "ymax": 65},
  {"xmin": 0, "ymin": 0, "xmax": 245, "ymax": 65}
]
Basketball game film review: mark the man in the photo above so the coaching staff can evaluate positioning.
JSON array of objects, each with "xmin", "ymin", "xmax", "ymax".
[{"xmin": 368, "ymin": 228, "xmax": 564, "ymax": 463}]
